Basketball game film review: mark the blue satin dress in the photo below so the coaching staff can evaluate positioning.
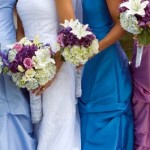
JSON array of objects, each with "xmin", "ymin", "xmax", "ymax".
[
  {"xmin": 0, "ymin": 1, "xmax": 37, "ymax": 149},
  {"xmin": 78, "ymin": 0, "xmax": 134, "ymax": 149}
]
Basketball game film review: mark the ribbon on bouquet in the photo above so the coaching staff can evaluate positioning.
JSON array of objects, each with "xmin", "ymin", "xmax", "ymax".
[
  {"xmin": 75, "ymin": 69, "xmax": 83, "ymax": 98},
  {"xmin": 30, "ymin": 92, "xmax": 43, "ymax": 124},
  {"xmin": 135, "ymin": 45, "xmax": 144, "ymax": 68}
]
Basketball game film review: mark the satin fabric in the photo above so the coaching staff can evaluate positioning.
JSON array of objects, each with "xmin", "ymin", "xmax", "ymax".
[
  {"xmin": 78, "ymin": 0, "xmax": 134, "ymax": 149},
  {"xmin": 131, "ymin": 42, "xmax": 150, "ymax": 149},
  {"xmin": 72, "ymin": 0, "xmax": 83, "ymax": 22},
  {"xmin": 0, "ymin": 0, "xmax": 37, "ymax": 149}
]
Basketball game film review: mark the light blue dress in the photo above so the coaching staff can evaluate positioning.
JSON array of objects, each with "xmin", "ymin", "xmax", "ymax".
[
  {"xmin": 78, "ymin": 0, "xmax": 134, "ymax": 149},
  {"xmin": 0, "ymin": 0, "xmax": 36, "ymax": 149}
]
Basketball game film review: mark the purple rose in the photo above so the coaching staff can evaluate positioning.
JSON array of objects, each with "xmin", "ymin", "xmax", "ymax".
[
  {"xmin": 23, "ymin": 58, "xmax": 33, "ymax": 69},
  {"xmin": 57, "ymin": 33, "xmax": 65, "ymax": 47},
  {"xmin": 80, "ymin": 34, "xmax": 95, "ymax": 47},
  {"xmin": 9, "ymin": 61, "xmax": 18, "ymax": 73},
  {"xmin": 135, "ymin": 1, "xmax": 150, "ymax": 28},
  {"xmin": 15, "ymin": 44, "xmax": 37, "ymax": 67}
]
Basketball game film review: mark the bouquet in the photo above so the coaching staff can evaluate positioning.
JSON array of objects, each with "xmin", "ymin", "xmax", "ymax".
[
  {"xmin": 119, "ymin": 0, "xmax": 150, "ymax": 67},
  {"xmin": 7, "ymin": 37, "xmax": 56, "ymax": 90},
  {"xmin": 5, "ymin": 36, "xmax": 56, "ymax": 123},
  {"xmin": 57, "ymin": 19, "xmax": 99, "ymax": 66}
]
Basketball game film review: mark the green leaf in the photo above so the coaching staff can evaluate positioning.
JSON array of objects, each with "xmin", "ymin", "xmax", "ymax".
[
  {"xmin": 3, "ymin": 66, "xmax": 9, "ymax": 74},
  {"xmin": 137, "ymin": 28, "xmax": 150, "ymax": 46}
]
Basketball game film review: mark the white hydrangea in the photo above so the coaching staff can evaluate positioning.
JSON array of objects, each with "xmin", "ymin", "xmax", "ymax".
[
  {"xmin": 35, "ymin": 64, "xmax": 56, "ymax": 86},
  {"xmin": 8, "ymin": 49, "xmax": 17, "ymax": 62},
  {"xmin": 12, "ymin": 72, "xmax": 27, "ymax": 88},
  {"xmin": 19, "ymin": 37, "xmax": 33, "ymax": 46},
  {"xmin": 120, "ymin": 12, "xmax": 142, "ymax": 34},
  {"xmin": 12, "ymin": 72, "xmax": 22, "ymax": 83},
  {"xmin": 62, "ymin": 39, "xmax": 99, "ymax": 66},
  {"xmin": 25, "ymin": 78, "xmax": 39, "ymax": 90}
]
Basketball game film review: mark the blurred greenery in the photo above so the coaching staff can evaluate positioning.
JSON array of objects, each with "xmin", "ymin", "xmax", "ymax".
[{"xmin": 120, "ymin": 33, "xmax": 133, "ymax": 60}]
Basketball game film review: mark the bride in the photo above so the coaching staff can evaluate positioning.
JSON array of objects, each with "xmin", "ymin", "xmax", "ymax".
[{"xmin": 16, "ymin": 0, "xmax": 82, "ymax": 149}]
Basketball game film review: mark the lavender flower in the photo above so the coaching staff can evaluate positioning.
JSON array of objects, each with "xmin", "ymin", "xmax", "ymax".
[{"xmin": 137, "ymin": 2, "xmax": 150, "ymax": 28}]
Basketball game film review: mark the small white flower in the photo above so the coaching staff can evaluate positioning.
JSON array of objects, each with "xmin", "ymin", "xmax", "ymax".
[
  {"xmin": 33, "ymin": 48, "xmax": 55, "ymax": 69},
  {"xmin": 8, "ymin": 49, "xmax": 17, "ymax": 62},
  {"xmin": 61, "ymin": 19, "xmax": 80, "ymax": 29},
  {"xmin": 33, "ymin": 35, "xmax": 40, "ymax": 46},
  {"xmin": 120, "ymin": 0, "xmax": 149, "ymax": 16},
  {"xmin": 19, "ymin": 37, "xmax": 32, "ymax": 46},
  {"xmin": 25, "ymin": 68, "xmax": 36, "ymax": 78},
  {"xmin": 61, "ymin": 19, "xmax": 92, "ymax": 39},
  {"xmin": 89, "ymin": 39, "xmax": 99, "ymax": 54},
  {"xmin": 71, "ymin": 24, "xmax": 92, "ymax": 39},
  {"xmin": 18, "ymin": 65, "xmax": 25, "ymax": 72}
]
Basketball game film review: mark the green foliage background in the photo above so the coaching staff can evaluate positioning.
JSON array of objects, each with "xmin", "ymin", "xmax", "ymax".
[{"xmin": 120, "ymin": 33, "xmax": 133, "ymax": 60}]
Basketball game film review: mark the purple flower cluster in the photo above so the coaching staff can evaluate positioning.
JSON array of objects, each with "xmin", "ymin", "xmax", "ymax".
[
  {"xmin": 119, "ymin": 0, "xmax": 129, "ymax": 13},
  {"xmin": 119, "ymin": 0, "xmax": 150, "ymax": 28},
  {"xmin": 137, "ymin": 2, "xmax": 150, "ymax": 28},
  {"xmin": 57, "ymin": 27, "xmax": 95, "ymax": 48},
  {"xmin": 0, "ymin": 50, "xmax": 9, "ymax": 66},
  {"xmin": 9, "ymin": 44, "xmax": 38, "ymax": 73}
]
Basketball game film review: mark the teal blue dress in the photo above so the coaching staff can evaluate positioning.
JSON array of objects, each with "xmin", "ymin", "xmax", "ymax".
[
  {"xmin": 0, "ymin": 0, "xmax": 36, "ymax": 149},
  {"xmin": 78, "ymin": 0, "xmax": 134, "ymax": 149}
]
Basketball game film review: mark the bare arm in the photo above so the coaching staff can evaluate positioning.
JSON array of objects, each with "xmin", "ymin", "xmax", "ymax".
[
  {"xmin": 55, "ymin": 0, "xmax": 75, "ymax": 23},
  {"xmin": 99, "ymin": 0, "xmax": 125, "ymax": 51},
  {"xmin": 54, "ymin": 0, "xmax": 76, "ymax": 69},
  {"xmin": 34, "ymin": 0, "xmax": 76, "ymax": 95},
  {"xmin": 16, "ymin": 13, "xmax": 24, "ymax": 41}
]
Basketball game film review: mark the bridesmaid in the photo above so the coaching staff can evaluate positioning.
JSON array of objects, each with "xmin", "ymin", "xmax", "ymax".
[
  {"xmin": 78, "ymin": 0, "xmax": 134, "ymax": 149},
  {"xmin": 131, "ymin": 43, "xmax": 150, "ymax": 148},
  {"xmin": 0, "ymin": 0, "xmax": 36, "ymax": 149}
]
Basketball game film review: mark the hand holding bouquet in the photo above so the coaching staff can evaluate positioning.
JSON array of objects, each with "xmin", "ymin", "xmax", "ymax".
[
  {"xmin": 57, "ymin": 19, "xmax": 99, "ymax": 66},
  {"xmin": 4, "ymin": 36, "xmax": 56, "ymax": 124},
  {"xmin": 119, "ymin": 0, "xmax": 150, "ymax": 67}
]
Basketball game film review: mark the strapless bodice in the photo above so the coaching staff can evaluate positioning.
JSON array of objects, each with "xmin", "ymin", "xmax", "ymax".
[
  {"xmin": 17, "ymin": 0, "xmax": 82, "ymax": 52},
  {"xmin": 17, "ymin": 0, "xmax": 59, "ymax": 51},
  {"xmin": 82, "ymin": 0, "xmax": 114, "ymax": 40}
]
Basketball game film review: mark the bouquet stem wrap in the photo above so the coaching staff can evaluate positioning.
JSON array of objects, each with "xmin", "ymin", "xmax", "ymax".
[
  {"xmin": 75, "ymin": 69, "xmax": 82, "ymax": 98},
  {"xmin": 30, "ymin": 92, "xmax": 42, "ymax": 124},
  {"xmin": 135, "ymin": 45, "xmax": 144, "ymax": 68}
]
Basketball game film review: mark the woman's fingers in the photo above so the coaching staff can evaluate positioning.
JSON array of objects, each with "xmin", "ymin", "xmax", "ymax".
[
  {"xmin": 32, "ymin": 86, "xmax": 43, "ymax": 95},
  {"xmin": 36, "ymin": 79, "xmax": 54, "ymax": 96},
  {"xmin": 76, "ymin": 65, "xmax": 83, "ymax": 71},
  {"xmin": 36, "ymin": 86, "xmax": 45, "ymax": 96}
]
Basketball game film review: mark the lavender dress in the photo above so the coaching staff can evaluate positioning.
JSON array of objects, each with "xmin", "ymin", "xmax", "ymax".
[{"xmin": 131, "ymin": 42, "xmax": 150, "ymax": 149}]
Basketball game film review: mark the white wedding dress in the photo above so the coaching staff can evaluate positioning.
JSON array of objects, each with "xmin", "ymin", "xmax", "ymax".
[{"xmin": 17, "ymin": 0, "xmax": 81, "ymax": 150}]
